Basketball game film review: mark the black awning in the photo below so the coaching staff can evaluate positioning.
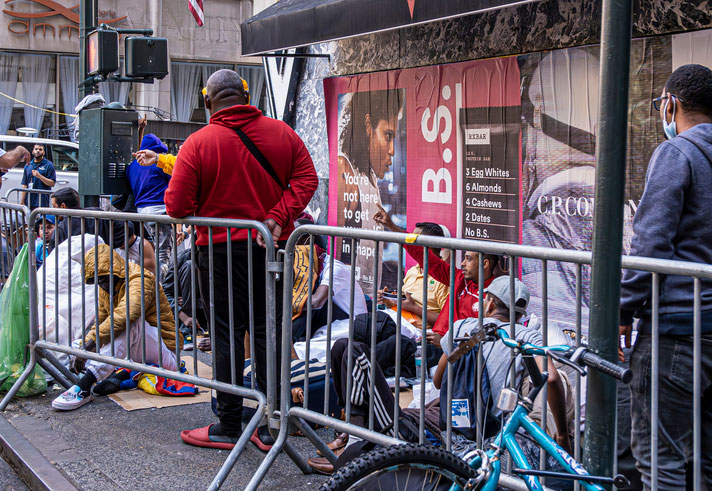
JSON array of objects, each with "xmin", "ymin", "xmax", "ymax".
[{"xmin": 241, "ymin": 0, "xmax": 537, "ymax": 56}]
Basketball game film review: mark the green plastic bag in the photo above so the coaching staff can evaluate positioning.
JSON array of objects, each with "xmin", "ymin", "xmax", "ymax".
[{"xmin": 0, "ymin": 243, "xmax": 47, "ymax": 397}]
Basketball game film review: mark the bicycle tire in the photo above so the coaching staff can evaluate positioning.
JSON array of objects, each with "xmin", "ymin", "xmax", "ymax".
[{"xmin": 319, "ymin": 443, "xmax": 477, "ymax": 491}]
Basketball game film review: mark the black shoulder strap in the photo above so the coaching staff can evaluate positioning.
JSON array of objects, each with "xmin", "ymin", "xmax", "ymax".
[{"xmin": 233, "ymin": 127, "xmax": 286, "ymax": 189}]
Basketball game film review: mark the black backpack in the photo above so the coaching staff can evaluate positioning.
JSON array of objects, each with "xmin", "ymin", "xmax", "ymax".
[
  {"xmin": 352, "ymin": 311, "xmax": 397, "ymax": 345},
  {"xmin": 440, "ymin": 336, "xmax": 498, "ymax": 440},
  {"xmin": 352, "ymin": 311, "xmax": 416, "ymax": 378}
]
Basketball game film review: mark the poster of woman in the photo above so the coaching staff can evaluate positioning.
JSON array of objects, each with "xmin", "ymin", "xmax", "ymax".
[{"xmin": 335, "ymin": 88, "xmax": 406, "ymax": 293}]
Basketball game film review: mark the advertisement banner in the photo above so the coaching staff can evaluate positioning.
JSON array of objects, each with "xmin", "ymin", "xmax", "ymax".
[
  {"xmin": 325, "ymin": 57, "xmax": 521, "ymax": 295},
  {"xmin": 325, "ymin": 37, "xmax": 673, "ymax": 338}
]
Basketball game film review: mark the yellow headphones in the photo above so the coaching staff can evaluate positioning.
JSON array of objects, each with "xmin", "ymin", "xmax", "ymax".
[{"xmin": 201, "ymin": 77, "xmax": 250, "ymax": 104}]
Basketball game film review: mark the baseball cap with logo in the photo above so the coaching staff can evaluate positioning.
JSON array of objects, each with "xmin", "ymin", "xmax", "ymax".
[{"xmin": 484, "ymin": 276, "xmax": 530, "ymax": 315}]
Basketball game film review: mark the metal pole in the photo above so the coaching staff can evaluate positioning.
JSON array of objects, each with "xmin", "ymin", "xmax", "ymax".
[
  {"xmin": 583, "ymin": 0, "xmax": 632, "ymax": 482},
  {"xmin": 79, "ymin": 0, "xmax": 100, "ymax": 209},
  {"xmin": 79, "ymin": 0, "xmax": 98, "ymax": 99}
]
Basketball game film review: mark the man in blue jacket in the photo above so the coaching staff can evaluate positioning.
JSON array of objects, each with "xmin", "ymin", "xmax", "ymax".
[
  {"xmin": 127, "ymin": 134, "xmax": 172, "ymax": 276},
  {"xmin": 620, "ymin": 64, "xmax": 712, "ymax": 489}
]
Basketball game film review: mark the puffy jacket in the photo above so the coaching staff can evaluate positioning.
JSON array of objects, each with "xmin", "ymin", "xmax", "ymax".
[{"xmin": 83, "ymin": 243, "xmax": 181, "ymax": 351}]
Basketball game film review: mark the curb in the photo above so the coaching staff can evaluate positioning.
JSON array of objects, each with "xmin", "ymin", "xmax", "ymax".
[{"xmin": 0, "ymin": 416, "xmax": 78, "ymax": 491}]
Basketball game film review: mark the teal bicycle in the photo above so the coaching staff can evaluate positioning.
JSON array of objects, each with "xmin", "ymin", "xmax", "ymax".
[{"xmin": 321, "ymin": 324, "xmax": 631, "ymax": 491}]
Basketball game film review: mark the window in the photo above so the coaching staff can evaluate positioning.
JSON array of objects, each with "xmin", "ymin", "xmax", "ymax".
[
  {"xmin": 171, "ymin": 62, "xmax": 268, "ymax": 123},
  {"xmin": 51, "ymin": 145, "xmax": 78, "ymax": 172}
]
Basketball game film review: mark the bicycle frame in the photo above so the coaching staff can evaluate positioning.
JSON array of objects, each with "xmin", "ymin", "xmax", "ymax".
[
  {"xmin": 449, "ymin": 328, "xmax": 606, "ymax": 491},
  {"xmin": 466, "ymin": 404, "xmax": 605, "ymax": 491}
]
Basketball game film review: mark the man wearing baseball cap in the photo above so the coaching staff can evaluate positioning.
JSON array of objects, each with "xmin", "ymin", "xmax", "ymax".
[{"xmin": 438, "ymin": 276, "xmax": 572, "ymax": 453}]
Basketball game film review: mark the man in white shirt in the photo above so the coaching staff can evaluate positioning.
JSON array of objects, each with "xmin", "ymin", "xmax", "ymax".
[{"xmin": 292, "ymin": 247, "xmax": 367, "ymax": 343}]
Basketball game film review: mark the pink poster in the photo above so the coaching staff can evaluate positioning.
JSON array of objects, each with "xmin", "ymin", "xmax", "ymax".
[{"xmin": 325, "ymin": 57, "xmax": 521, "ymax": 292}]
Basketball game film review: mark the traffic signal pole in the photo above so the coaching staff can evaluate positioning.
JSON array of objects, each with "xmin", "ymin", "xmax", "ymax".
[
  {"xmin": 583, "ymin": 0, "xmax": 632, "ymax": 483},
  {"xmin": 79, "ymin": 0, "xmax": 98, "ymax": 99},
  {"xmin": 79, "ymin": 0, "xmax": 100, "ymax": 207}
]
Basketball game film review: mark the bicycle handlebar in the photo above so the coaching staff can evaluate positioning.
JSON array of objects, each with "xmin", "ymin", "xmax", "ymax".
[
  {"xmin": 578, "ymin": 349, "xmax": 632, "ymax": 383},
  {"xmin": 492, "ymin": 326, "xmax": 632, "ymax": 383}
]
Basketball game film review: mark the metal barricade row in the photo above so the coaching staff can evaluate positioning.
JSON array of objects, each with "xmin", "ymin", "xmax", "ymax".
[
  {"xmin": 0, "ymin": 206, "xmax": 708, "ymax": 489},
  {"xmin": 268, "ymin": 225, "xmax": 712, "ymax": 491},
  {"xmin": 0, "ymin": 207, "xmax": 282, "ymax": 491}
]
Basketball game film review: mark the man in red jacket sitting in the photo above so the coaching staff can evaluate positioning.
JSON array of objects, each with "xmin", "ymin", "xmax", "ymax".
[
  {"xmin": 374, "ymin": 209, "xmax": 497, "ymax": 358},
  {"xmin": 165, "ymin": 69, "xmax": 318, "ymax": 451}
]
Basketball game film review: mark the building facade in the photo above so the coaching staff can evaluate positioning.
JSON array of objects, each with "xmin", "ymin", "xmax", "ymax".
[{"xmin": 0, "ymin": 0, "xmax": 264, "ymax": 139}]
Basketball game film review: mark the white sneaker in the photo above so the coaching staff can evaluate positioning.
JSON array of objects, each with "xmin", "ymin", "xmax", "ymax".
[{"xmin": 52, "ymin": 385, "xmax": 93, "ymax": 411}]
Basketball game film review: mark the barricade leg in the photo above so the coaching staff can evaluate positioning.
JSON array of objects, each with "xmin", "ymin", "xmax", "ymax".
[
  {"xmin": 208, "ymin": 400, "xmax": 267, "ymax": 491},
  {"xmin": 291, "ymin": 416, "xmax": 339, "ymax": 464},
  {"xmin": 0, "ymin": 350, "xmax": 37, "ymax": 411},
  {"xmin": 35, "ymin": 346, "xmax": 79, "ymax": 387},
  {"xmin": 37, "ymin": 357, "xmax": 72, "ymax": 389}
]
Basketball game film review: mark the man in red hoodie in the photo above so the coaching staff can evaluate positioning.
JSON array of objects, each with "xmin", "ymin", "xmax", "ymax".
[{"xmin": 165, "ymin": 69, "xmax": 318, "ymax": 450}]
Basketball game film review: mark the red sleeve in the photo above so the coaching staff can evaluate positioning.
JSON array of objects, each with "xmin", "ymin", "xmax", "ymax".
[
  {"xmin": 264, "ymin": 133, "xmax": 318, "ymax": 228},
  {"xmin": 433, "ymin": 308, "xmax": 450, "ymax": 336},
  {"xmin": 165, "ymin": 137, "xmax": 199, "ymax": 218},
  {"xmin": 403, "ymin": 243, "xmax": 451, "ymax": 286}
]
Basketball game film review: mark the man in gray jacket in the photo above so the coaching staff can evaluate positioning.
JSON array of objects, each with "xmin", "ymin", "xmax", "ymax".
[{"xmin": 619, "ymin": 64, "xmax": 712, "ymax": 489}]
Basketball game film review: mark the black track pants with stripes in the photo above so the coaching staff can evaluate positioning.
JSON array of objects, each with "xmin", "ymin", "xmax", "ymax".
[{"xmin": 331, "ymin": 338, "xmax": 418, "ymax": 442}]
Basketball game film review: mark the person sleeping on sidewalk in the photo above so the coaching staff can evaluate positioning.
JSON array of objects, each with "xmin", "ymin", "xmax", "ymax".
[{"xmin": 51, "ymin": 244, "xmax": 181, "ymax": 410}]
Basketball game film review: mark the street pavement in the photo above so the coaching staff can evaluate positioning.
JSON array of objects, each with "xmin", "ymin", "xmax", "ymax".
[
  {"xmin": 0, "ymin": 453, "xmax": 27, "ymax": 490},
  {"xmin": 0, "ymin": 349, "xmax": 330, "ymax": 490}
]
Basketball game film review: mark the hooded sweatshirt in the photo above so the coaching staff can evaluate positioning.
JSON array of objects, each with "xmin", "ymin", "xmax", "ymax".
[
  {"xmin": 83, "ymin": 244, "xmax": 181, "ymax": 351},
  {"xmin": 620, "ymin": 123, "xmax": 712, "ymax": 334},
  {"xmin": 164, "ymin": 104, "xmax": 318, "ymax": 245},
  {"xmin": 127, "ymin": 134, "xmax": 170, "ymax": 209}
]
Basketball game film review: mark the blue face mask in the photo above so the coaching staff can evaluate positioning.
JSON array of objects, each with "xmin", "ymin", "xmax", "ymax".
[{"xmin": 662, "ymin": 95, "xmax": 678, "ymax": 140}]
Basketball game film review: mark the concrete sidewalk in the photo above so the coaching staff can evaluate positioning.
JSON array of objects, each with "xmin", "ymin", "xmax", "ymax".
[{"xmin": 0, "ymin": 352, "xmax": 330, "ymax": 490}]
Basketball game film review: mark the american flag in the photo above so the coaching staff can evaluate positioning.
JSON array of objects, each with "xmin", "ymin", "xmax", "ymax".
[{"xmin": 188, "ymin": 0, "xmax": 204, "ymax": 26}]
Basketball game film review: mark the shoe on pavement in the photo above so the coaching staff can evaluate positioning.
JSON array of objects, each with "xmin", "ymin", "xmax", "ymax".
[
  {"xmin": 250, "ymin": 425, "xmax": 275, "ymax": 452},
  {"xmin": 52, "ymin": 385, "xmax": 93, "ymax": 411},
  {"xmin": 181, "ymin": 424, "xmax": 239, "ymax": 450},
  {"xmin": 317, "ymin": 432, "xmax": 348, "ymax": 456},
  {"xmin": 308, "ymin": 446, "xmax": 346, "ymax": 475}
]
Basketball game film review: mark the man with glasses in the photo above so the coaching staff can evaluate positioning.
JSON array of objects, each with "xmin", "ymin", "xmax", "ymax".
[{"xmin": 620, "ymin": 64, "xmax": 712, "ymax": 489}]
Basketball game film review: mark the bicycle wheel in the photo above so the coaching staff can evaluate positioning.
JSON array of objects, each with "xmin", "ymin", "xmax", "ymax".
[{"xmin": 320, "ymin": 443, "xmax": 477, "ymax": 491}]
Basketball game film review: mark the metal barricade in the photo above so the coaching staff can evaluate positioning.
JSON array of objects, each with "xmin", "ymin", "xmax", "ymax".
[
  {"xmin": 267, "ymin": 225, "xmax": 712, "ymax": 491},
  {"xmin": 0, "ymin": 207, "xmax": 282, "ymax": 491},
  {"xmin": 2, "ymin": 187, "xmax": 55, "ymax": 207},
  {"xmin": 0, "ymin": 201, "xmax": 29, "ymax": 289}
]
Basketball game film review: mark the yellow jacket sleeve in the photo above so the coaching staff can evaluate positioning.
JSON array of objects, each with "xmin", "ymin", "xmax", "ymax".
[
  {"xmin": 157, "ymin": 153, "xmax": 176, "ymax": 176},
  {"xmin": 85, "ymin": 273, "xmax": 156, "ymax": 347}
]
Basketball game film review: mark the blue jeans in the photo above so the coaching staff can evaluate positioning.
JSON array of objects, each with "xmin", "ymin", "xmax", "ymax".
[{"xmin": 629, "ymin": 334, "xmax": 712, "ymax": 490}]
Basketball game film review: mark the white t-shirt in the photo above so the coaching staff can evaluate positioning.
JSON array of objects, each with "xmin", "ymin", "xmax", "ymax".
[{"xmin": 320, "ymin": 256, "xmax": 368, "ymax": 316}]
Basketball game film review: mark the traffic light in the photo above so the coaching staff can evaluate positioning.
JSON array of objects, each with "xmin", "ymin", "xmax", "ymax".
[
  {"xmin": 87, "ymin": 29, "xmax": 119, "ymax": 77},
  {"xmin": 125, "ymin": 36, "xmax": 168, "ymax": 79}
]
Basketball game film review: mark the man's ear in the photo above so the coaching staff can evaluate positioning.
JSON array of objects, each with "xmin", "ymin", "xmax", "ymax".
[
  {"xmin": 483, "ymin": 257, "xmax": 492, "ymax": 275},
  {"xmin": 365, "ymin": 113, "xmax": 373, "ymax": 137},
  {"xmin": 483, "ymin": 295, "xmax": 495, "ymax": 316},
  {"xmin": 204, "ymin": 94, "xmax": 211, "ymax": 112}
]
